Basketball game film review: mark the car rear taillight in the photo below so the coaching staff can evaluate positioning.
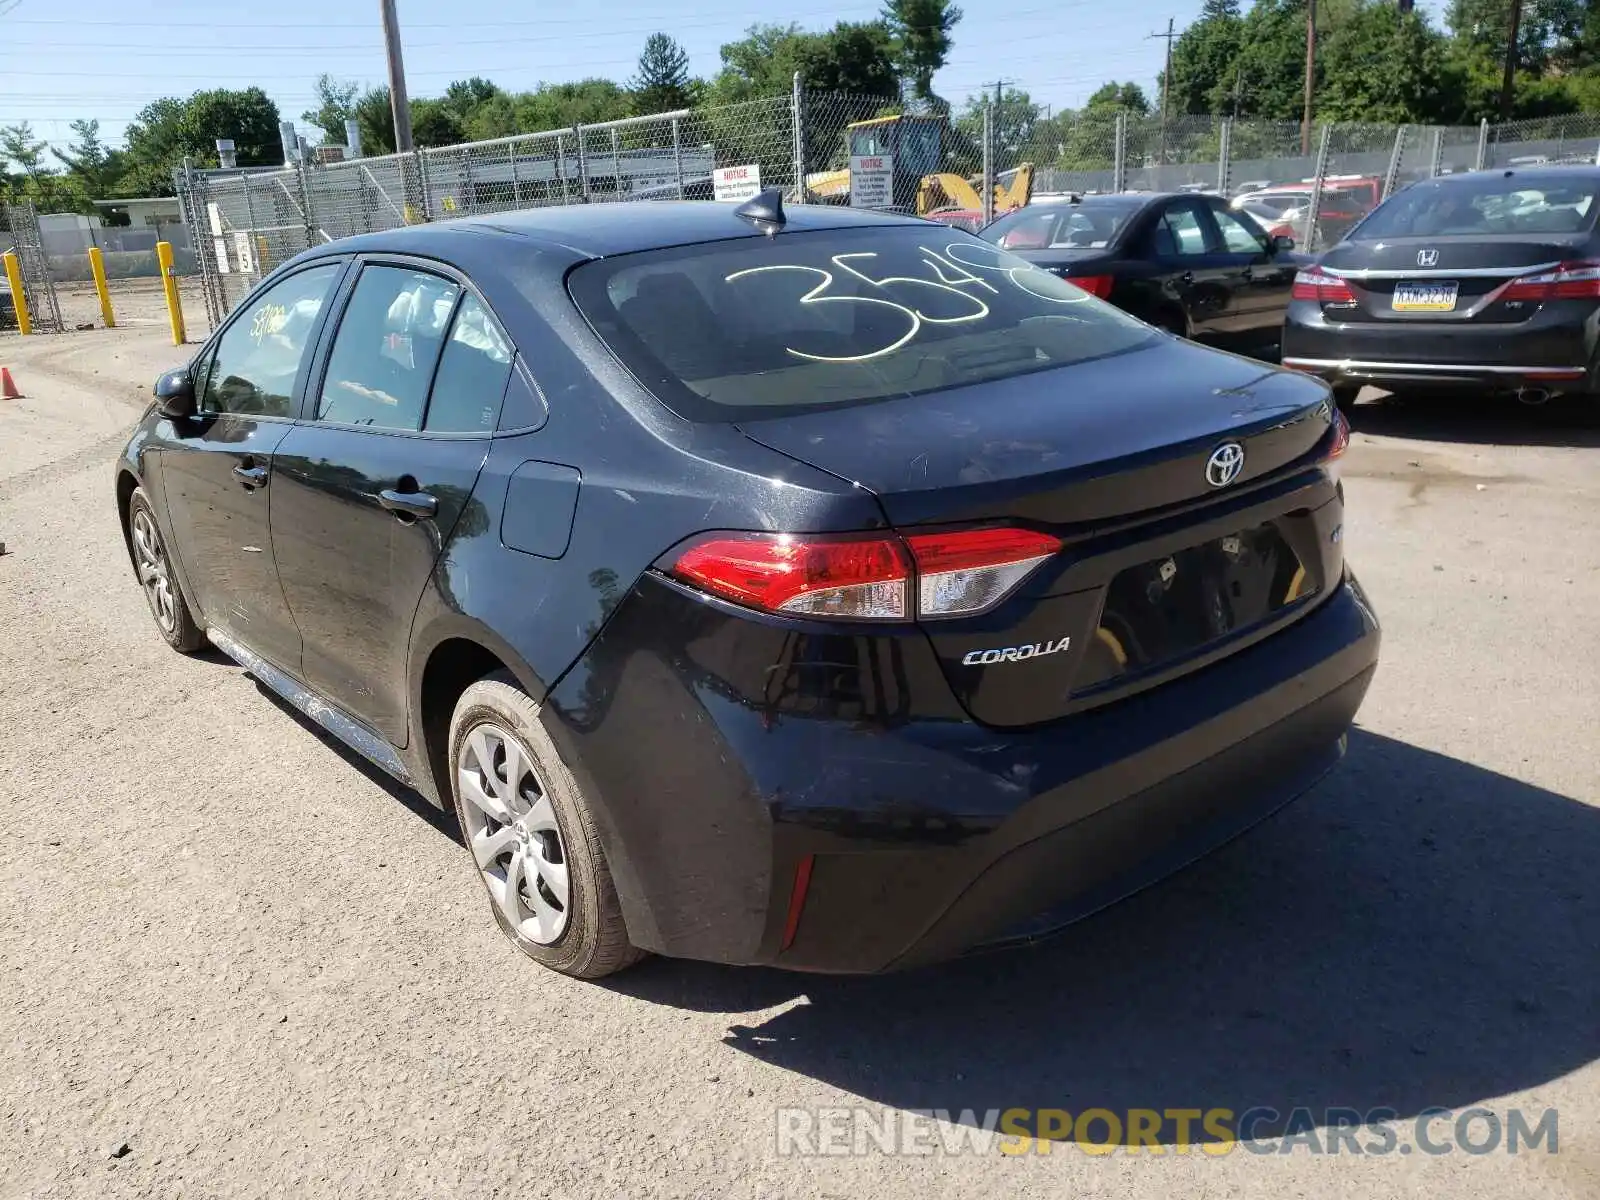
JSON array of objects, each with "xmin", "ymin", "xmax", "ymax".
[
  {"xmin": 1500, "ymin": 260, "xmax": 1600, "ymax": 302},
  {"xmin": 1061, "ymin": 274, "xmax": 1114, "ymax": 299},
  {"xmin": 1323, "ymin": 406, "xmax": 1351, "ymax": 462},
  {"xmin": 904, "ymin": 527, "xmax": 1063, "ymax": 617},
  {"xmin": 671, "ymin": 535, "xmax": 910, "ymax": 620},
  {"xmin": 1292, "ymin": 268, "xmax": 1356, "ymax": 304},
  {"xmin": 668, "ymin": 527, "xmax": 1062, "ymax": 621}
]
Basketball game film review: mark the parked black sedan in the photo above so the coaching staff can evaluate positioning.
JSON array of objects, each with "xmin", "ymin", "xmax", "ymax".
[
  {"xmin": 980, "ymin": 192, "xmax": 1308, "ymax": 359},
  {"xmin": 1282, "ymin": 167, "xmax": 1600, "ymax": 404},
  {"xmin": 115, "ymin": 194, "xmax": 1376, "ymax": 980}
]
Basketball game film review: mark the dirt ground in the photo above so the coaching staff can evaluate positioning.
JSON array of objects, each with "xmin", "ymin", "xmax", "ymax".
[
  {"xmin": 1, "ymin": 323, "xmax": 1598, "ymax": 1199},
  {"xmin": 47, "ymin": 279, "xmax": 214, "ymax": 339}
]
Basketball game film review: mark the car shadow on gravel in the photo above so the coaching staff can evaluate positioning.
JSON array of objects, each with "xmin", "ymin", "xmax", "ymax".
[
  {"xmin": 1348, "ymin": 390, "xmax": 1600, "ymax": 448},
  {"xmin": 615, "ymin": 729, "xmax": 1600, "ymax": 1137}
]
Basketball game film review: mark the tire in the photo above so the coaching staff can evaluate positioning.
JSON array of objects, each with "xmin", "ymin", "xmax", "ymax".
[
  {"xmin": 127, "ymin": 487, "xmax": 207, "ymax": 653},
  {"xmin": 447, "ymin": 672, "xmax": 644, "ymax": 979}
]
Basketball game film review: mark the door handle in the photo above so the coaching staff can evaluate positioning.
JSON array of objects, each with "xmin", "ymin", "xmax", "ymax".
[
  {"xmin": 379, "ymin": 489, "xmax": 438, "ymax": 520},
  {"xmin": 232, "ymin": 464, "xmax": 268, "ymax": 488}
]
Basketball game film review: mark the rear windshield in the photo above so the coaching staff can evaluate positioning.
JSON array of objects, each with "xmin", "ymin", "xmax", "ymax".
[
  {"xmin": 980, "ymin": 200, "xmax": 1142, "ymax": 251},
  {"xmin": 567, "ymin": 225, "xmax": 1153, "ymax": 420},
  {"xmin": 1353, "ymin": 177, "xmax": 1600, "ymax": 238}
]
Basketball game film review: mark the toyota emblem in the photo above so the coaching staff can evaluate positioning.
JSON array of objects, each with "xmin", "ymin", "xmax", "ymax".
[
  {"xmin": 1205, "ymin": 442, "xmax": 1245, "ymax": 488},
  {"xmin": 1417, "ymin": 248, "xmax": 1439, "ymax": 267}
]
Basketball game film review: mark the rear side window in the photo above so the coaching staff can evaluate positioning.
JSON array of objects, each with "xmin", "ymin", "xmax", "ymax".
[
  {"xmin": 1355, "ymin": 178, "xmax": 1600, "ymax": 239},
  {"xmin": 425, "ymin": 294, "xmax": 515, "ymax": 433},
  {"xmin": 318, "ymin": 265, "xmax": 460, "ymax": 431},
  {"xmin": 564, "ymin": 226, "xmax": 1153, "ymax": 420},
  {"xmin": 1149, "ymin": 202, "xmax": 1210, "ymax": 257}
]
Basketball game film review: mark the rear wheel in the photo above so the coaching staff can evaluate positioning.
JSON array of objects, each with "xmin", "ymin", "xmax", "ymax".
[
  {"xmin": 448, "ymin": 672, "xmax": 643, "ymax": 979},
  {"xmin": 127, "ymin": 488, "xmax": 206, "ymax": 653}
]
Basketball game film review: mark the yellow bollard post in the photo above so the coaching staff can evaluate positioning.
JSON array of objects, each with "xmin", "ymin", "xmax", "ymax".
[
  {"xmin": 87, "ymin": 246, "xmax": 116, "ymax": 328},
  {"xmin": 155, "ymin": 241, "xmax": 185, "ymax": 346},
  {"xmin": 2, "ymin": 250, "xmax": 32, "ymax": 336}
]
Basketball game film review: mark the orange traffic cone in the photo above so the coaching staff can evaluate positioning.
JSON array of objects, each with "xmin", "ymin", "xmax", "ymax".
[{"xmin": 0, "ymin": 367, "xmax": 19, "ymax": 400}]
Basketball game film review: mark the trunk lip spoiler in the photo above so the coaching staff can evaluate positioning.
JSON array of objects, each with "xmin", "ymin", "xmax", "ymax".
[{"xmin": 1321, "ymin": 260, "xmax": 1561, "ymax": 280}]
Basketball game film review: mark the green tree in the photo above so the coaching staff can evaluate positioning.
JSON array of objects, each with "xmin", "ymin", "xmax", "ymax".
[
  {"xmin": 0, "ymin": 121, "xmax": 63, "ymax": 208},
  {"xmin": 443, "ymin": 77, "xmax": 504, "ymax": 118},
  {"xmin": 302, "ymin": 74, "xmax": 360, "ymax": 144},
  {"xmin": 411, "ymin": 97, "xmax": 466, "ymax": 147},
  {"xmin": 50, "ymin": 119, "xmax": 125, "ymax": 208},
  {"xmin": 955, "ymin": 88, "xmax": 1041, "ymax": 161},
  {"xmin": 1086, "ymin": 81, "xmax": 1152, "ymax": 112},
  {"xmin": 1167, "ymin": 0, "xmax": 1245, "ymax": 114},
  {"xmin": 709, "ymin": 22, "xmax": 898, "ymax": 103},
  {"xmin": 881, "ymin": 0, "xmax": 963, "ymax": 101},
  {"xmin": 353, "ymin": 87, "xmax": 397, "ymax": 156},
  {"xmin": 630, "ymin": 33, "xmax": 694, "ymax": 114},
  {"xmin": 1319, "ymin": 7, "xmax": 1449, "ymax": 122},
  {"xmin": 122, "ymin": 87, "xmax": 282, "ymax": 194}
]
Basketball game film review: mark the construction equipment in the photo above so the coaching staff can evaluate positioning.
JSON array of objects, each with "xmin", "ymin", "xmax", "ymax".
[{"xmin": 805, "ymin": 114, "xmax": 1033, "ymax": 221}]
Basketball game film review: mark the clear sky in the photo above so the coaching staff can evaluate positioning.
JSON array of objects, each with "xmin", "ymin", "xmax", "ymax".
[{"xmin": 0, "ymin": 0, "xmax": 1194, "ymax": 150}]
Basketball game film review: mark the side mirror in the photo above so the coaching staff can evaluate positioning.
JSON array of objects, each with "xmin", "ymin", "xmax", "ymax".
[
  {"xmin": 1273, "ymin": 234, "xmax": 1297, "ymax": 252},
  {"xmin": 154, "ymin": 368, "xmax": 196, "ymax": 420}
]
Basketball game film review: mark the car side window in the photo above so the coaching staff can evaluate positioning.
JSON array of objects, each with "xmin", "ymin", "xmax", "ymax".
[
  {"xmin": 317, "ymin": 264, "xmax": 461, "ymax": 431},
  {"xmin": 201, "ymin": 264, "xmax": 342, "ymax": 418},
  {"xmin": 1212, "ymin": 205, "xmax": 1270, "ymax": 254},
  {"xmin": 1149, "ymin": 202, "xmax": 1211, "ymax": 258},
  {"xmin": 424, "ymin": 293, "xmax": 515, "ymax": 433}
]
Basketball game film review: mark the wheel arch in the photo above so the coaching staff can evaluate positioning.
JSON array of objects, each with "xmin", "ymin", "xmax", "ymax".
[
  {"xmin": 115, "ymin": 466, "xmax": 141, "ymax": 571},
  {"xmin": 409, "ymin": 615, "xmax": 548, "ymax": 809}
]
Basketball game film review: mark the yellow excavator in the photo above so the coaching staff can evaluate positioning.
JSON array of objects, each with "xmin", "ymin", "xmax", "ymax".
[{"xmin": 805, "ymin": 114, "xmax": 1033, "ymax": 221}]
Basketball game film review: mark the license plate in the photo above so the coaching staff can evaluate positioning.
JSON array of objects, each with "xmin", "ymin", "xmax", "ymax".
[{"xmin": 1392, "ymin": 281, "xmax": 1458, "ymax": 312}]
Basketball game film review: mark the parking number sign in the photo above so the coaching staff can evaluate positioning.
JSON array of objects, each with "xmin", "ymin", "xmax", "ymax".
[
  {"xmin": 850, "ymin": 155, "xmax": 894, "ymax": 208},
  {"xmin": 714, "ymin": 164, "xmax": 762, "ymax": 202}
]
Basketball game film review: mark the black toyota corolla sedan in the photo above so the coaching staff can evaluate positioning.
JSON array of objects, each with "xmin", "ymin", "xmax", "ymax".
[
  {"xmin": 980, "ymin": 192, "xmax": 1308, "ymax": 360},
  {"xmin": 115, "ymin": 194, "xmax": 1378, "ymax": 979},
  {"xmin": 1283, "ymin": 167, "xmax": 1600, "ymax": 404}
]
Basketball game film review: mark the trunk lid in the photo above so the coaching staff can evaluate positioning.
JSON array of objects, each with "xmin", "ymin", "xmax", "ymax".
[
  {"xmin": 738, "ymin": 337, "xmax": 1341, "ymax": 728},
  {"xmin": 736, "ymin": 335, "xmax": 1332, "ymax": 529},
  {"xmin": 1322, "ymin": 234, "xmax": 1590, "ymax": 323}
]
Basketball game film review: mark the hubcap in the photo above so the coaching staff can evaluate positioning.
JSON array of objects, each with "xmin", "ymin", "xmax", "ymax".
[
  {"xmin": 457, "ymin": 723, "xmax": 570, "ymax": 945},
  {"xmin": 131, "ymin": 509, "xmax": 177, "ymax": 633}
]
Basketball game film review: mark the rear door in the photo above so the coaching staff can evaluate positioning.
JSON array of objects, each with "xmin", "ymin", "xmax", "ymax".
[
  {"xmin": 1207, "ymin": 200, "xmax": 1298, "ymax": 347},
  {"xmin": 158, "ymin": 261, "xmax": 346, "ymax": 671},
  {"xmin": 268, "ymin": 258, "xmax": 514, "ymax": 742},
  {"xmin": 1141, "ymin": 197, "xmax": 1239, "ymax": 342}
]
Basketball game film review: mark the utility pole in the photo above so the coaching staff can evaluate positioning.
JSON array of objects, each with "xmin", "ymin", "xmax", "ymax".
[
  {"xmin": 1149, "ymin": 18, "xmax": 1176, "ymax": 164},
  {"xmin": 380, "ymin": 0, "xmax": 414, "ymax": 153},
  {"xmin": 1499, "ymin": 0, "xmax": 1524, "ymax": 121},
  {"xmin": 1302, "ymin": 0, "xmax": 1317, "ymax": 154}
]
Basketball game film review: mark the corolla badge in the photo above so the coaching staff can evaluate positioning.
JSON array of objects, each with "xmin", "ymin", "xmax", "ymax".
[
  {"xmin": 1205, "ymin": 442, "xmax": 1246, "ymax": 488},
  {"xmin": 1417, "ymin": 248, "xmax": 1439, "ymax": 267},
  {"xmin": 962, "ymin": 636, "xmax": 1071, "ymax": 666}
]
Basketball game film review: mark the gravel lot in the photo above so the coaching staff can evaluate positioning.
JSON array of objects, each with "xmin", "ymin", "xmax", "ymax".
[
  {"xmin": 48, "ymin": 279, "xmax": 213, "ymax": 339},
  {"xmin": 1, "ymin": 324, "xmax": 1597, "ymax": 1199}
]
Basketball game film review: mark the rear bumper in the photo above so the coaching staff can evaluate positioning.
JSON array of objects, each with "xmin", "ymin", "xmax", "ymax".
[
  {"xmin": 547, "ymin": 568, "xmax": 1381, "ymax": 974},
  {"xmin": 1281, "ymin": 300, "xmax": 1597, "ymax": 391}
]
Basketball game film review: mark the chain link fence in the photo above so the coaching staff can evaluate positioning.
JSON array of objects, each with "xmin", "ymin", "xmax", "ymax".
[
  {"xmin": 172, "ymin": 84, "xmax": 1600, "ymax": 327},
  {"xmin": 1, "ymin": 202, "xmax": 65, "ymax": 333}
]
